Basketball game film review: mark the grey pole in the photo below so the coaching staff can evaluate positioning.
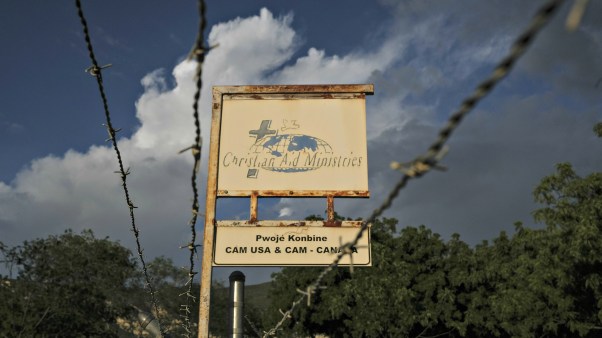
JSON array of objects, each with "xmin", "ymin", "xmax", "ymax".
[{"xmin": 228, "ymin": 271, "xmax": 245, "ymax": 338}]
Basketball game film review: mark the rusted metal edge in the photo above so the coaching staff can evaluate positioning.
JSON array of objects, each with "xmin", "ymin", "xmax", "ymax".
[
  {"xmin": 213, "ymin": 84, "xmax": 374, "ymax": 95},
  {"xmin": 198, "ymin": 87, "xmax": 225, "ymax": 338},
  {"xmin": 326, "ymin": 195, "xmax": 335, "ymax": 221},
  {"xmin": 216, "ymin": 220, "xmax": 366, "ymax": 227},
  {"xmin": 213, "ymin": 262, "xmax": 372, "ymax": 267},
  {"xmin": 223, "ymin": 93, "xmax": 366, "ymax": 100},
  {"xmin": 323, "ymin": 220, "xmax": 342, "ymax": 227},
  {"xmin": 217, "ymin": 190, "xmax": 370, "ymax": 197},
  {"xmin": 249, "ymin": 191, "xmax": 258, "ymax": 223}
]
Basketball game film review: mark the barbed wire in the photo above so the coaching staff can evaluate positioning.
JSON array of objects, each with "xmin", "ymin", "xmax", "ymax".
[
  {"xmin": 177, "ymin": 0, "xmax": 208, "ymax": 336},
  {"xmin": 73, "ymin": 1, "xmax": 164, "ymax": 336},
  {"xmin": 245, "ymin": 315, "xmax": 263, "ymax": 338},
  {"xmin": 261, "ymin": 0, "xmax": 566, "ymax": 336}
]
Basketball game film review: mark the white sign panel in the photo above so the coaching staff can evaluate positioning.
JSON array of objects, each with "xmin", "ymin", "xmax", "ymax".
[
  {"xmin": 217, "ymin": 96, "xmax": 368, "ymax": 194},
  {"xmin": 213, "ymin": 221, "xmax": 371, "ymax": 266}
]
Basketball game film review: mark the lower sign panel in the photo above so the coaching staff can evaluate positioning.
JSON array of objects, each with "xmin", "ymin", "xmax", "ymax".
[{"xmin": 213, "ymin": 221, "xmax": 371, "ymax": 266}]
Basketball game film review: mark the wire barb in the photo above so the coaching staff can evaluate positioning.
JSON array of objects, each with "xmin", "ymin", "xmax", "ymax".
[
  {"xmin": 179, "ymin": 243, "xmax": 202, "ymax": 251},
  {"xmin": 187, "ymin": 43, "xmax": 220, "ymax": 61},
  {"xmin": 245, "ymin": 315, "xmax": 263, "ymax": 338},
  {"xmin": 566, "ymin": 0, "xmax": 590, "ymax": 31},
  {"xmin": 178, "ymin": 144, "xmax": 196, "ymax": 154},
  {"xmin": 85, "ymin": 63, "xmax": 112, "ymax": 76},
  {"xmin": 296, "ymin": 287, "xmax": 313, "ymax": 306},
  {"xmin": 390, "ymin": 145, "xmax": 450, "ymax": 177},
  {"xmin": 103, "ymin": 126, "xmax": 122, "ymax": 142}
]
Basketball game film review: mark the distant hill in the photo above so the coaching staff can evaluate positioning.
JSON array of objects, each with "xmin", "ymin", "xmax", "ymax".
[
  {"xmin": 245, "ymin": 282, "xmax": 272, "ymax": 309},
  {"xmin": 212, "ymin": 281, "xmax": 272, "ymax": 310}
]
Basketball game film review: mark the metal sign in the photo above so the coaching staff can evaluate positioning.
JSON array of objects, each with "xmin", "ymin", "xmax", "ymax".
[
  {"xmin": 217, "ymin": 95, "xmax": 368, "ymax": 195},
  {"xmin": 198, "ymin": 85, "xmax": 373, "ymax": 337},
  {"xmin": 214, "ymin": 221, "xmax": 371, "ymax": 266}
]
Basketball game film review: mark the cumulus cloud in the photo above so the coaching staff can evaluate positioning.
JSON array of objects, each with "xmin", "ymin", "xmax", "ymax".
[
  {"xmin": 2, "ymin": 3, "xmax": 602, "ymax": 285},
  {"xmin": 205, "ymin": 8, "xmax": 297, "ymax": 84}
]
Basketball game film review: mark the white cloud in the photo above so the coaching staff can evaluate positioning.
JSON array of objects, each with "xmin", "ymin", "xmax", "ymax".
[
  {"xmin": 132, "ymin": 61, "xmax": 198, "ymax": 157},
  {"xmin": 205, "ymin": 8, "xmax": 297, "ymax": 84},
  {"xmin": 278, "ymin": 207, "xmax": 292, "ymax": 218},
  {"xmin": 269, "ymin": 38, "xmax": 403, "ymax": 84}
]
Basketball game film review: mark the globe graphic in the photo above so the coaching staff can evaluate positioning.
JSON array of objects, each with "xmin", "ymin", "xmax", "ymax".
[
  {"xmin": 250, "ymin": 134, "xmax": 332, "ymax": 172},
  {"xmin": 251, "ymin": 134, "xmax": 332, "ymax": 156}
]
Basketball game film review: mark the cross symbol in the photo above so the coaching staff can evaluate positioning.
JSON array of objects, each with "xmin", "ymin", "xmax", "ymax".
[{"xmin": 249, "ymin": 120, "xmax": 277, "ymax": 140}]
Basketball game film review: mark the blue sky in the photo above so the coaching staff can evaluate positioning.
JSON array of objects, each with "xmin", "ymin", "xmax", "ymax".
[{"xmin": 1, "ymin": 1, "xmax": 601, "ymax": 284}]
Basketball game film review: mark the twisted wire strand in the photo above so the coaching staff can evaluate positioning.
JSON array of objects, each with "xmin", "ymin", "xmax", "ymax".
[
  {"xmin": 261, "ymin": 0, "xmax": 565, "ymax": 336},
  {"xmin": 74, "ymin": 1, "xmax": 164, "ymax": 335},
  {"xmin": 180, "ymin": 0, "xmax": 208, "ymax": 336},
  {"xmin": 245, "ymin": 315, "xmax": 263, "ymax": 338}
]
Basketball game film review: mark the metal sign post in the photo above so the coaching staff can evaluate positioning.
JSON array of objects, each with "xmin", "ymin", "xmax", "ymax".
[
  {"xmin": 198, "ymin": 85, "xmax": 373, "ymax": 338},
  {"xmin": 228, "ymin": 271, "xmax": 245, "ymax": 338}
]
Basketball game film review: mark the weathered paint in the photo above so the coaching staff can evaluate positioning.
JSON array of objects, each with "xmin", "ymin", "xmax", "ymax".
[
  {"xmin": 198, "ymin": 87, "xmax": 224, "ymax": 338},
  {"xmin": 215, "ymin": 84, "xmax": 373, "ymax": 95},
  {"xmin": 217, "ymin": 220, "xmax": 363, "ymax": 227},
  {"xmin": 249, "ymin": 191, "xmax": 258, "ymax": 223},
  {"xmin": 217, "ymin": 189, "xmax": 369, "ymax": 197},
  {"xmin": 327, "ymin": 194, "xmax": 335, "ymax": 221}
]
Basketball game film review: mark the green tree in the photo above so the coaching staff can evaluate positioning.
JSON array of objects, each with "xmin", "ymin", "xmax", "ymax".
[
  {"xmin": 265, "ymin": 217, "xmax": 471, "ymax": 337},
  {"xmin": 0, "ymin": 230, "xmax": 247, "ymax": 337},
  {"xmin": 531, "ymin": 162, "xmax": 602, "ymax": 336},
  {"xmin": 460, "ymin": 126, "xmax": 602, "ymax": 337},
  {"xmin": 128, "ymin": 255, "xmax": 200, "ymax": 336},
  {"xmin": 467, "ymin": 225, "xmax": 574, "ymax": 337},
  {"xmin": 463, "ymin": 160, "xmax": 602, "ymax": 338},
  {"xmin": 0, "ymin": 230, "xmax": 137, "ymax": 337}
]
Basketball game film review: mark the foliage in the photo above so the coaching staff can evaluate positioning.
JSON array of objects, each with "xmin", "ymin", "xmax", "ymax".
[
  {"xmin": 128, "ymin": 256, "xmax": 199, "ymax": 337},
  {"xmin": 265, "ymin": 163, "xmax": 602, "ymax": 336},
  {"xmin": 530, "ymin": 162, "xmax": 602, "ymax": 335},
  {"xmin": 594, "ymin": 122, "xmax": 602, "ymax": 138},
  {"xmin": 0, "ymin": 232, "xmax": 200, "ymax": 337},
  {"xmin": 0, "ymin": 230, "xmax": 137, "ymax": 337},
  {"xmin": 0, "ymin": 230, "xmax": 269, "ymax": 338}
]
